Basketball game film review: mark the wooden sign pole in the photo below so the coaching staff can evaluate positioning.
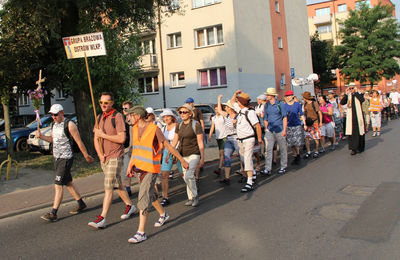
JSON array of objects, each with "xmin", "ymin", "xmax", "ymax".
[{"xmin": 84, "ymin": 52, "xmax": 104, "ymax": 156}]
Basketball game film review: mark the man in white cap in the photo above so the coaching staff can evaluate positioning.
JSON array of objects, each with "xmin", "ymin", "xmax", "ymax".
[{"xmin": 37, "ymin": 104, "xmax": 94, "ymax": 222}]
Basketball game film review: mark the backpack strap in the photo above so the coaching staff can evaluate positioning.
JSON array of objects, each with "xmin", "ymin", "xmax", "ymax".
[{"xmin": 98, "ymin": 111, "xmax": 118, "ymax": 129}]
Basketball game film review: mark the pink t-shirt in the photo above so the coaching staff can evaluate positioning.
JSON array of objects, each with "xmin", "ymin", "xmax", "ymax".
[{"xmin": 320, "ymin": 103, "xmax": 333, "ymax": 124}]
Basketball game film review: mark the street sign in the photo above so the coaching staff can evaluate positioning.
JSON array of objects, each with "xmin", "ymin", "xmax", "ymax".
[
  {"xmin": 62, "ymin": 31, "xmax": 107, "ymax": 155},
  {"xmin": 62, "ymin": 32, "xmax": 106, "ymax": 59},
  {"xmin": 290, "ymin": 68, "xmax": 295, "ymax": 78},
  {"xmin": 280, "ymin": 78, "xmax": 284, "ymax": 89}
]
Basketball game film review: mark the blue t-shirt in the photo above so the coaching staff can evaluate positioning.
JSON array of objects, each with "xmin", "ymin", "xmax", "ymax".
[
  {"xmin": 284, "ymin": 102, "xmax": 303, "ymax": 127},
  {"xmin": 263, "ymin": 101, "xmax": 287, "ymax": 133}
]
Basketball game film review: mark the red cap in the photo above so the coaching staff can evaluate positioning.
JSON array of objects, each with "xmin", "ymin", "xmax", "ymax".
[{"xmin": 285, "ymin": 90, "xmax": 294, "ymax": 96}]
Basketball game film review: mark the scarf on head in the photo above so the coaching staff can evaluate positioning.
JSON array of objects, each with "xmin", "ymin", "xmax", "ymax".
[{"xmin": 346, "ymin": 94, "xmax": 365, "ymax": 136}]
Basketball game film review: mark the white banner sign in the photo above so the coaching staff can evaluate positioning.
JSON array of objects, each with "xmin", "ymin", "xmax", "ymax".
[{"xmin": 62, "ymin": 32, "xmax": 106, "ymax": 59}]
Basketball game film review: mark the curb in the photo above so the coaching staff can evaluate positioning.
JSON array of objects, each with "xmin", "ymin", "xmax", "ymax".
[{"xmin": 0, "ymin": 157, "xmax": 225, "ymax": 220}]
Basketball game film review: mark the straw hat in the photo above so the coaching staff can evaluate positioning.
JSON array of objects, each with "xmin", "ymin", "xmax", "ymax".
[
  {"xmin": 264, "ymin": 87, "xmax": 278, "ymax": 96},
  {"xmin": 222, "ymin": 100, "xmax": 235, "ymax": 110},
  {"xmin": 302, "ymin": 91, "xmax": 313, "ymax": 100},
  {"xmin": 177, "ymin": 103, "xmax": 194, "ymax": 114}
]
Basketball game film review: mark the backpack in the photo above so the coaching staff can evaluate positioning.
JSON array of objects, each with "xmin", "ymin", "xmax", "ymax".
[
  {"xmin": 176, "ymin": 120, "xmax": 199, "ymax": 152},
  {"xmin": 98, "ymin": 111, "xmax": 130, "ymax": 148},
  {"xmin": 51, "ymin": 119, "xmax": 78, "ymax": 152},
  {"xmin": 177, "ymin": 120, "xmax": 198, "ymax": 135},
  {"xmin": 303, "ymin": 101, "xmax": 319, "ymax": 126},
  {"xmin": 238, "ymin": 108, "xmax": 261, "ymax": 141},
  {"xmin": 264, "ymin": 101, "xmax": 284, "ymax": 120}
]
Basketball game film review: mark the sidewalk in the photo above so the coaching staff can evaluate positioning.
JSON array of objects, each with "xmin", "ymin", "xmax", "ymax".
[{"xmin": 0, "ymin": 144, "xmax": 222, "ymax": 219}]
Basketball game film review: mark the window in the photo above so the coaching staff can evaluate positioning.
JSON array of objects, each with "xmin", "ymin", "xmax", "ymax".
[
  {"xmin": 280, "ymin": 73, "xmax": 286, "ymax": 86},
  {"xmin": 198, "ymin": 67, "xmax": 227, "ymax": 88},
  {"xmin": 338, "ymin": 4, "xmax": 347, "ymax": 12},
  {"xmin": 356, "ymin": 0, "xmax": 371, "ymax": 9},
  {"xmin": 56, "ymin": 88, "xmax": 67, "ymax": 100},
  {"xmin": 19, "ymin": 94, "xmax": 29, "ymax": 106},
  {"xmin": 167, "ymin": 32, "xmax": 182, "ymax": 49},
  {"xmin": 138, "ymin": 76, "xmax": 159, "ymax": 94},
  {"xmin": 278, "ymin": 37, "xmax": 283, "ymax": 49},
  {"xmin": 316, "ymin": 7, "xmax": 330, "ymax": 16},
  {"xmin": 170, "ymin": 72, "xmax": 185, "ymax": 87},
  {"xmin": 275, "ymin": 1, "xmax": 280, "ymax": 13},
  {"xmin": 140, "ymin": 39, "xmax": 155, "ymax": 55},
  {"xmin": 171, "ymin": 0, "xmax": 180, "ymax": 9},
  {"xmin": 195, "ymin": 25, "xmax": 223, "ymax": 48},
  {"xmin": 317, "ymin": 24, "xmax": 332, "ymax": 33},
  {"xmin": 192, "ymin": 0, "xmax": 221, "ymax": 9}
]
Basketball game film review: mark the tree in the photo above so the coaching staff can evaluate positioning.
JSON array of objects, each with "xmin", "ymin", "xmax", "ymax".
[
  {"xmin": 337, "ymin": 2, "xmax": 400, "ymax": 86},
  {"xmin": 0, "ymin": 0, "xmax": 178, "ymax": 155},
  {"xmin": 310, "ymin": 32, "xmax": 339, "ymax": 93}
]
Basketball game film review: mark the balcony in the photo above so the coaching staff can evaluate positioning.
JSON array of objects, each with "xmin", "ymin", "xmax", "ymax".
[
  {"xmin": 313, "ymin": 14, "xmax": 332, "ymax": 25},
  {"xmin": 138, "ymin": 54, "xmax": 158, "ymax": 72}
]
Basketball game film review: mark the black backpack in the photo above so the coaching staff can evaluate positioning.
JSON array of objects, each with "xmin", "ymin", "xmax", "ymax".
[
  {"xmin": 98, "ymin": 111, "xmax": 130, "ymax": 148},
  {"xmin": 51, "ymin": 119, "xmax": 78, "ymax": 152},
  {"xmin": 238, "ymin": 108, "xmax": 261, "ymax": 141}
]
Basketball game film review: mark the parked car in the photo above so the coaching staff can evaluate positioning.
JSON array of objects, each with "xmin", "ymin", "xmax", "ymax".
[
  {"xmin": 194, "ymin": 104, "xmax": 215, "ymax": 132},
  {"xmin": 28, "ymin": 114, "xmax": 77, "ymax": 154},
  {"xmin": 0, "ymin": 115, "xmax": 54, "ymax": 152}
]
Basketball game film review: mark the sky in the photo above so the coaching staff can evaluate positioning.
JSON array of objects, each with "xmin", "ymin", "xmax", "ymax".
[{"xmin": 393, "ymin": 0, "xmax": 400, "ymax": 22}]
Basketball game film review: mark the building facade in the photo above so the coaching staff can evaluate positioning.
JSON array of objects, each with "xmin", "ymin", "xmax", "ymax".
[
  {"xmin": 307, "ymin": 0, "xmax": 399, "ymax": 93},
  {"xmin": 138, "ymin": 0, "xmax": 313, "ymax": 108},
  {"xmin": 18, "ymin": 88, "xmax": 75, "ymax": 119}
]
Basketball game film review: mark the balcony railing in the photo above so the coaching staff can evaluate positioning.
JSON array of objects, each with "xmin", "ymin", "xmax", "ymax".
[
  {"xmin": 313, "ymin": 14, "xmax": 332, "ymax": 25},
  {"xmin": 138, "ymin": 54, "xmax": 158, "ymax": 71}
]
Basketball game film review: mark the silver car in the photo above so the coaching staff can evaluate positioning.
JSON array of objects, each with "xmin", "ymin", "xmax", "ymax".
[
  {"xmin": 194, "ymin": 104, "xmax": 215, "ymax": 132},
  {"xmin": 27, "ymin": 115, "xmax": 76, "ymax": 154}
]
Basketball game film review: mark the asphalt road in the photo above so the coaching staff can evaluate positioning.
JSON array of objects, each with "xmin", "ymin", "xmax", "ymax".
[{"xmin": 1, "ymin": 120, "xmax": 400, "ymax": 259}]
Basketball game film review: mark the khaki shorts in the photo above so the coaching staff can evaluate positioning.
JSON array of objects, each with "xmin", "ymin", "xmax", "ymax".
[
  {"xmin": 101, "ymin": 157, "xmax": 123, "ymax": 190},
  {"xmin": 238, "ymin": 138, "xmax": 255, "ymax": 172},
  {"xmin": 137, "ymin": 173, "xmax": 158, "ymax": 211}
]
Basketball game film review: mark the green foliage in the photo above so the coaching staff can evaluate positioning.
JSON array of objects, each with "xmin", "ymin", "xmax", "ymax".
[
  {"xmin": 337, "ymin": 2, "xmax": 400, "ymax": 86},
  {"xmin": 310, "ymin": 32, "xmax": 339, "ymax": 90}
]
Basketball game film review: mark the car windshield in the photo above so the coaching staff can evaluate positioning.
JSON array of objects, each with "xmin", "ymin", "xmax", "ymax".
[
  {"xmin": 196, "ymin": 106, "xmax": 214, "ymax": 114},
  {"xmin": 26, "ymin": 115, "xmax": 53, "ymax": 128},
  {"xmin": 153, "ymin": 110, "xmax": 163, "ymax": 117}
]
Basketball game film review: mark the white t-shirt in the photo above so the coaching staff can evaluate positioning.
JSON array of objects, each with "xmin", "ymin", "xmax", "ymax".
[
  {"xmin": 211, "ymin": 115, "xmax": 227, "ymax": 139},
  {"xmin": 234, "ymin": 103, "xmax": 259, "ymax": 139},
  {"xmin": 389, "ymin": 91, "xmax": 400, "ymax": 105},
  {"xmin": 162, "ymin": 124, "xmax": 176, "ymax": 143}
]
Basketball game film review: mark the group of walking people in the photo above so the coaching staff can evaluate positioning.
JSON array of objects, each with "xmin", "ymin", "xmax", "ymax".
[{"xmin": 36, "ymin": 84, "xmax": 399, "ymax": 244}]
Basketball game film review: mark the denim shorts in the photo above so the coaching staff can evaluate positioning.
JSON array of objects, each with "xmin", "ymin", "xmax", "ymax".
[
  {"xmin": 161, "ymin": 149, "xmax": 183, "ymax": 172},
  {"xmin": 224, "ymin": 136, "xmax": 239, "ymax": 167}
]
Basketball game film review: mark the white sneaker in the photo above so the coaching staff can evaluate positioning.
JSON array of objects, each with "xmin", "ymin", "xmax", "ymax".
[
  {"xmin": 128, "ymin": 232, "xmax": 147, "ymax": 244},
  {"xmin": 154, "ymin": 212, "xmax": 170, "ymax": 227},
  {"xmin": 121, "ymin": 204, "xmax": 138, "ymax": 220},
  {"xmin": 377, "ymin": 132, "xmax": 380, "ymax": 136},
  {"xmin": 372, "ymin": 132, "xmax": 376, "ymax": 137},
  {"xmin": 88, "ymin": 216, "xmax": 106, "ymax": 229}
]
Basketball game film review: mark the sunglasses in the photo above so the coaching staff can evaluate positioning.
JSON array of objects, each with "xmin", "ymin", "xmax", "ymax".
[
  {"xmin": 51, "ymin": 113, "xmax": 59, "ymax": 117},
  {"xmin": 123, "ymin": 107, "xmax": 130, "ymax": 111},
  {"xmin": 99, "ymin": 100, "xmax": 112, "ymax": 105},
  {"xmin": 178, "ymin": 111, "xmax": 190, "ymax": 115}
]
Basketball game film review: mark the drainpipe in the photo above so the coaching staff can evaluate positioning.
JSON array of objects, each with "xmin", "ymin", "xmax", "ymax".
[{"xmin": 158, "ymin": 6, "xmax": 167, "ymax": 108}]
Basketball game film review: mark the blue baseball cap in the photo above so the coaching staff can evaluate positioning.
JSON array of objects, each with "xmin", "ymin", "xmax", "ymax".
[{"xmin": 185, "ymin": 97, "xmax": 194, "ymax": 103}]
